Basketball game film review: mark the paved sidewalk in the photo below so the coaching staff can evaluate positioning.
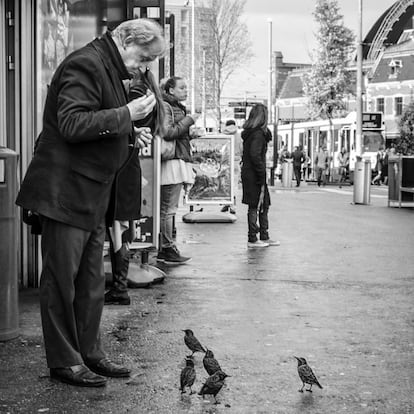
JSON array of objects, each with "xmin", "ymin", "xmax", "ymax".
[{"xmin": 1, "ymin": 182, "xmax": 413, "ymax": 413}]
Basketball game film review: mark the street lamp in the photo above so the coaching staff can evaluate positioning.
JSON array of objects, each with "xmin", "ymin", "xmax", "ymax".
[
  {"xmin": 356, "ymin": 0, "xmax": 363, "ymax": 157},
  {"xmin": 267, "ymin": 18, "xmax": 273, "ymax": 122},
  {"xmin": 191, "ymin": 0, "xmax": 195, "ymax": 113}
]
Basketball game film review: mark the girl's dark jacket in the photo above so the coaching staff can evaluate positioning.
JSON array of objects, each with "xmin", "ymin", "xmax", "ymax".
[
  {"xmin": 162, "ymin": 93, "xmax": 195, "ymax": 162},
  {"xmin": 16, "ymin": 32, "xmax": 133, "ymax": 231},
  {"xmin": 241, "ymin": 127, "xmax": 271, "ymax": 208}
]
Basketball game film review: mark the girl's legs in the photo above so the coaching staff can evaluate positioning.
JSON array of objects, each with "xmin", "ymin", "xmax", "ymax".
[
  {"xmin": 247, "ymin": 206, "xmax": 259, "ymax": 243},
  {"xmin": 160, "ymin": 183, "xmax": 183, "ymax": 249}
]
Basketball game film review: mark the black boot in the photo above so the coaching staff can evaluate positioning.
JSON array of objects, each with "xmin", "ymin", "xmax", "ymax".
[{"xmin": 105, "ymin": 244, "xmax": 131, "ymax": 305}]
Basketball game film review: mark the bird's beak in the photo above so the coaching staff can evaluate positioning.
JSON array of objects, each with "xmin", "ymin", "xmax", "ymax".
[{"xmin": 294, "ymin": 356, "xmax": 299, "ymax": 360}]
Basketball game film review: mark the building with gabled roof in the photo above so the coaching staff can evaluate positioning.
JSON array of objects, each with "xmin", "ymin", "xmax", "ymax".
[{"xmin": 366, "ymin": 30, "xmax": 414, "ymax": 143}]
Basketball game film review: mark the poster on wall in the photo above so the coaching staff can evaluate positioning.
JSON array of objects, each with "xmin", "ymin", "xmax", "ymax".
[{"xmin": 186, "ymin": 134, "xmax": 234, "ymax": 205}]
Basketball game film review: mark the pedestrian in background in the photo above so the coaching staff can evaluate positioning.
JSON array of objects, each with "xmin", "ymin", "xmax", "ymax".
[
  {"xmin": 157, "ymin": 76, "xmax": 200, "ymax": 264},
  {"xmin": 337, "ymin": 147, "xmax": 349, "ymax": 188},
  {"xmin": 16, "ymin": 18, "xmax": 164, "ymax": 387},
  {"xmin": 292, "ymin": 145, "xmax": 306, "ymax": 187},
  {"xmin": 241, "ymin": 103, "xmax": 280, "ymax": 248},
  {"xmin": 315, "ymin": 145, "xmax": 329, "ymax": 187},
  {"xmin": 105, "ymin": 65, "xmax": 167, "ymax": 306},
  {"xmin": 372, "ymin": 146, "xmax": 385, "ymax": 185}
]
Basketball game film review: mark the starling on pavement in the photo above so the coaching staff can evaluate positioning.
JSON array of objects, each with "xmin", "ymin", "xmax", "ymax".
[
  {"xmin": 203, "ymin": 348, "xmax": 223, "ymax": 376},
  {"xmin": 180, "ymin": 358, "xmax": 196, "ymax": 394},
  {"xmin": 294, "ymin": 356, "xmax": 323, "ymax": 392},
  {"xmin": 198, "ymin": 370, "xmax": 229, "ymax": 404},
  {"xmin": 183, "ymin": 329, "xmax": 206, "ymax": 356}
]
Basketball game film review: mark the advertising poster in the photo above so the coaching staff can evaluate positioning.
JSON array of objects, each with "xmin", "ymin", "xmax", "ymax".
[
  {"xmin": 186, "ymin": 134, "xmax": 234, "ymax": 205},
  {"xmin": 130, "ymin": 138, "xmax": 161, "ymax": 249}
]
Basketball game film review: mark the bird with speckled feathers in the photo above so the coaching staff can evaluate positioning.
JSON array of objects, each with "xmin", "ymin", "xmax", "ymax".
[
  {"xmin": 183, "ymin": 329, "xmax": 206, "ymax": 357},
  {"xmin": 294, "ymin": 356, "xmax": 323, "ymax": 392},
  {"xmin": 203, "ymin": 348, "xmax": 223, "ymax": 376},
  {"xmin": 180, "ymin": 358, "xmax": 196, "ymax": 394},
  {"xmin": 198, "ymin": 370, "xmax": 229, "ymax": 404}
]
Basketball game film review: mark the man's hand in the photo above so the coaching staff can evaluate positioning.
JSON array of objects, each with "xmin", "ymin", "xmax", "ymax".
[
  {"xmin": 127, "ymin": 93, "xmax": 156, "ymax": 121},
  {"xmin": 134, "ymin": 127, "xmax": 152, "ymax": 148}
]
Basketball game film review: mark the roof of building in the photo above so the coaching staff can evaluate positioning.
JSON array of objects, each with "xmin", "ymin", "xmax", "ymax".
[
  {"xmin": 278, "ymin": 69, "xmax": 308, "ymax": 99},
  {"xmin": 370, "ymin": 37, "xmax": 414, "ymax": 83}
]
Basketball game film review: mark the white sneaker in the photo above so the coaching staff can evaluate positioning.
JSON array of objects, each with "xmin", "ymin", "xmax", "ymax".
[
  {"xmin": 247, "ymin": 240, "xmax": 269, "ymax": 248},
  {"xmin": 262, "ymin": 239, "xmax": 280, "ymax": 246}
]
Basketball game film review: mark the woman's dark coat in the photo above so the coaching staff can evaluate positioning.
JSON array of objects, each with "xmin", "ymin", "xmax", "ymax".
[
  {"xmin": 162, "ymin": 93, "xmax": 194, "ymax": 162},
  {"xmin": 241, "ymin": 127, "xmax": 271, "ymax": 208},
  {"xmin": 16, "ymin": 33, "xmax": 133, "ymax": 231},
  {"xmin": 110, "ymin": 70, "xmax": 160, "ymax": 221}
]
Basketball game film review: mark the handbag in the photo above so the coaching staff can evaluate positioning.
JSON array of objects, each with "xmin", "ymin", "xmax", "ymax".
[{"xmin": 161, "ymin": 103, "xmax": 176, "ymax": 161}]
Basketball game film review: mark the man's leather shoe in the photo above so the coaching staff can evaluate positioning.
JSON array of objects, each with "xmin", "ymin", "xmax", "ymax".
[
  {"xmin": 86, "ymin": 358, "xmax": 131, "ymax": 378},
  {"xmin": 104, "ymin": 290, "xmax": 131, "ymax": 305},
  {"xmin": 50, "ymin": 365, "xmax": 107, "ymax": 387}
]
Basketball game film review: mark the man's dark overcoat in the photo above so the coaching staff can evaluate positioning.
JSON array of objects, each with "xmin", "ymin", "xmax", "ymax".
[
  {"xmin": 16, "ymin": 33, "xmax": 133, "ymax": 231},
  {"xmin": 241, "ymin": 127, "xmax": 271, "ymax": 208}
]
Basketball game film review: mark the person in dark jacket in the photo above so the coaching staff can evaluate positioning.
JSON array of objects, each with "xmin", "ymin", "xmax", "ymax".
[
  {"xmin": 104, "ymin": 67, "xmax": 167, "ymax": 305},
  {"xmin": 16, "ymin": 19, "xmax": 165, "ymax": 387},
  {"xmin": 292, "ymin": 146, "xmax": 306, "ymax": 187},
  {"xmin": 241, "ymin": 104, "xmax": 280, "ymax": 248},
  {"xmin": 156, "ymin": 76, "xmax": 200, "ymax": 264}
]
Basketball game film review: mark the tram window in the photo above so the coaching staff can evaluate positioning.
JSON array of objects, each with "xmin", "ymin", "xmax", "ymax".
[{"xmin": 363, "ymin": 131, "xmax": 384, "ymax": 152}]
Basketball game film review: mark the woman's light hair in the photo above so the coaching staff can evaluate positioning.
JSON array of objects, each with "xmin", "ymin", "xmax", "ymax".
[{"xmin": 113, "ymin": 18, "xmax": 166, "ymax": 55}]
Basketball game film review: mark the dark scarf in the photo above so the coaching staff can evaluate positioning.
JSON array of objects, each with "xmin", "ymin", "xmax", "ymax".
[
  {"xmin": 99, "ymin": 31, "xmax": 131, "ymax": 81},
  {"xmin": 162, "ymin": 92, "xmax": 187, "ymax": 114}
]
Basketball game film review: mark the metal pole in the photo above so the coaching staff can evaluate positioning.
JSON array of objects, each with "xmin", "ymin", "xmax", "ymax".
[
  {"xmin": 202, "ymin": 49, "xmax": 206, "ymax": 129},
  {"xmin": 191, "ymin": 0, "xmax": 195, "ymax": 113},
  {"xmin": 267, "ymin": 18, "xmax": 272, "ymax": 121},
  {"xmin": 356, "ymin": 0, "xmax": 363, "ymax": 157}
]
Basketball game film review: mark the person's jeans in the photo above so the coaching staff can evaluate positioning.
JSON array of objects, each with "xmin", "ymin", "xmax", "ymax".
[
  {"xmin": 160, "ymin": 183, "xmax": 183, "ymax": 248},
  {"xmin": 316, "ymin": 167, "xmax": 326, "ymax": 186},
  {"xmin": 247, "ymin": 206, "xmax": 269, "ymax": 242}
]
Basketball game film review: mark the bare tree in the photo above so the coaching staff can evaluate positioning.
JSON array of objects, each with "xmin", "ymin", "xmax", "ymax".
[{"xmin": 205, "ymin": 0, "xmax": 253, "ymax": 127}]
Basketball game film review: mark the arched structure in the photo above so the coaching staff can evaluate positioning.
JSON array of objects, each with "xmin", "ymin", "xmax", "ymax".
[{"xmin": 364, "ymin": 0, "xmax": 414, "ymax": 61}]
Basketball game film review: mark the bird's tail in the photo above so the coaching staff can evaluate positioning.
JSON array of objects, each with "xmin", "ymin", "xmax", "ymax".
[{"xmin": 316, "ymin": 380, "xmax": 323, "ymax": 389}]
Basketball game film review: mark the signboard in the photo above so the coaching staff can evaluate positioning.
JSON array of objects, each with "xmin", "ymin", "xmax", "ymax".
[
  {"xmin": 185, "ymin": 134, "xmax": 234, "ymax": 205},
  {"xmin": 362, "ymin": 112, "xmax": 383, "ymax": 129},
  {"xmin": 130, "ymin": 137, "xmax": 161, "ymax": 249}
]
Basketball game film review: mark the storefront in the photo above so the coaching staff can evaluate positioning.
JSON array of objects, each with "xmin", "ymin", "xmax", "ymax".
[{"xmin": 1, "ymin": 0, "xmax": 165, "ymax": 287}]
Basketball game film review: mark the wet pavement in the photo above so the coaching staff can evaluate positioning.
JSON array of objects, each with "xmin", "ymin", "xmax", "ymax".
[{"xmin": 1, "ymin": 182, "xmax": 413, "ymax": 413}]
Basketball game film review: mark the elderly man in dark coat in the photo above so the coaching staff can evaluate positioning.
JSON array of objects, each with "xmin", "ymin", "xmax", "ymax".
[{"xmin": 16, "ymin": 19, "xmax": 165, "ymax": 387}]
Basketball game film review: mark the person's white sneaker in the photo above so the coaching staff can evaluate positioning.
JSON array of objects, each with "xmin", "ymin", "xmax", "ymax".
[
  {"xmin": 247, "ymin": 240, "xmax": 270, "ymax": 248},
  {"xmin": 262, "ymin": 239, "xmax": 280, "ymax": 246}
]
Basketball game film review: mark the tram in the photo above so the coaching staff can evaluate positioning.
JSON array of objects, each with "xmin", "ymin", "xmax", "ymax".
[{"xmin": 276, "ymin": 112, "xmax": 385, "ymax": 182}]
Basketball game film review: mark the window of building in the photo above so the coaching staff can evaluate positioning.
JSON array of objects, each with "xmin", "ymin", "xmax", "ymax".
[
  {"xmin": 376, "ymin": 97, "xmax": 384, "ymax": 113},
  {"xmin": 389, "ymin": 59, "xmax": 402, "ymax": 78},
  {"xmin": 395, "ymin": 97, "xmax": 403, "ymax": 116}
]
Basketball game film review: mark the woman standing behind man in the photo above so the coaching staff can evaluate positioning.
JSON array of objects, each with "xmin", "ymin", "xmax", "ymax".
[
  {"xmin": 241, "ymin": 104, "xmax": 280, "ymax": 248},
  {"xmin": 157, "ymin": 76, "xmax": 200, "ymax": 264}
]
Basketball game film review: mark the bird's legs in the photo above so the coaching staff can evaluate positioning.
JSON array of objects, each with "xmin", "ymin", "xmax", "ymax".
[
  {"xmin": 214, "ymin": 396, "xmax": 221, "ymax": 405},
  {"xmin": 189, "ymin": 387, "xmax": 195, "ymax": 395},
  {"xmin": 298, "ymin": 383, "xmax": 305, "ymax": 393},
  {"xmin": 306, "ymin": 384, "xmax": 313, "ymax": 392}
]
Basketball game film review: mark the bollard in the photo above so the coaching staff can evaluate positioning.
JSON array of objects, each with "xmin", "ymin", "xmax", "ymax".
[
  {"xmin": 353, "ymin": 158, "xmax": 371, "ymax": 205},
  {"xmin": 282, "ymin": 159, "xmax": 293, "ymax": 188},
  {"xmin": 0, "ymin": 147, "xmax": 19, "ymax": 341}
]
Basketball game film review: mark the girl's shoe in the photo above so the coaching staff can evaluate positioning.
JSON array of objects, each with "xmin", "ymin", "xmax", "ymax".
[
  {"xmin": 261, "ymin": 239, "xmax": 280, "ymax": 246},
  {"xmin": 247, "ymin": 240, "xmax": 269, "ymax": 248}
]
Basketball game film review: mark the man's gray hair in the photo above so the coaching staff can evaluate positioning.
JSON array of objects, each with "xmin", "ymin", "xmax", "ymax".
[{"xmin": 113, "ymin": 18, "xmax": 165, "ymax": 51}]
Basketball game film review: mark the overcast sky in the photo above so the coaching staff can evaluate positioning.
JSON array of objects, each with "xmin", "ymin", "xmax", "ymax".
[{"xmin": 167, "ymin": 0, "xmax": 400, "ymax": 98}]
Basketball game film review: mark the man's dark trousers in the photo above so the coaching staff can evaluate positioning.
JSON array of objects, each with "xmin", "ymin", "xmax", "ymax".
[
  {"xmin": 39, "ymin": 216, "xmax": 106, "ymax": 368},
  {"xmin": 293, "ymin": 166, "xmax": 302, "ymax": 186}
]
